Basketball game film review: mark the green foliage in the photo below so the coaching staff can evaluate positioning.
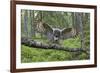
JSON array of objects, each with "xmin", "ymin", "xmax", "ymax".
[
  {"xmin": 62, "ymin": 36, "xmax": 81, "ymax": 48},
  {"xmin": 21, "ymin": 45, "xmax": 72, "ymax": 63},
  {"xmin": 21, "ymin": 36, "xmax": 88, "ymax": 63},
  {"xmin": 79, "ymin": 53, "xmax": 89, "ymax": 60},
  {"xmin": 22, "ymin": 45, "xmax": 73, "ymax": 63}
]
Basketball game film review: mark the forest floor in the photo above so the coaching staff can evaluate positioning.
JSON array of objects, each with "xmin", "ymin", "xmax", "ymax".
[{"xmin": 21, "ymin": 36, "xmax": 89, "ymax": 63}]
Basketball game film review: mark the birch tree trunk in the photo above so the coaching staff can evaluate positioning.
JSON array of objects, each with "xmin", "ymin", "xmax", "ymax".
[
  {"xmin": 75, "ymin": 13, "xmax": 85, "ymax": 50},
  {"xmin": 24, "ymin": 10, "xmax": 28, "ymax": 38}
]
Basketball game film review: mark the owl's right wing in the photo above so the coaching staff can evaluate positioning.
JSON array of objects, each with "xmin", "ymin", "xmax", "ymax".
[{"xmin": 42, "ymin": 23, "xmax": 54, "ymax": 40}]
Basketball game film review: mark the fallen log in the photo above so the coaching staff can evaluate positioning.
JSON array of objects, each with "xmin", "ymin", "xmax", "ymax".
[{"xmin": 21, "ymin": 37, "xmax": 89, "ymax": 54}]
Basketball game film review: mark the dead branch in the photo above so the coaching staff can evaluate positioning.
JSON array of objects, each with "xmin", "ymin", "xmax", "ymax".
[{"xmin": 21, "ymin": 37, "xmax": 89, "ymax": 54}]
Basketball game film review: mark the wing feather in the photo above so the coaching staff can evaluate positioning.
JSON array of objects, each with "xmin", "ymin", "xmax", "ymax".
[
  {"xmin": 61, "ymin": 28, "xmax": 76, "ymax": 39},
  {"xmin": 42, "ymin": 23, "xmax": 53, "ymax": 40}
]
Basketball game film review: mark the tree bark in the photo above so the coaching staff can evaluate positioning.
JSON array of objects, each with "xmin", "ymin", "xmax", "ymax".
[
  {"xmin": 21, "ymin": 37, "xmax": 89, "ymax": 54},
  {"xmin": 24, "ymin": 10, "xmax": 28, "ymax": 38}
]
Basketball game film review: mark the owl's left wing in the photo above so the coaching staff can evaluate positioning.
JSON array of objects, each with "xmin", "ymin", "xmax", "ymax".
[{"xmin": 61, "ymin": 28, "xmax": 76, "ymax": 39}]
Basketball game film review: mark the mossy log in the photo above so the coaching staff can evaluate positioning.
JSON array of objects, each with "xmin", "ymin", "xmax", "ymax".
[{"xmin": 21, "ymin": 37, "xmax": 89, "ymax": 54}]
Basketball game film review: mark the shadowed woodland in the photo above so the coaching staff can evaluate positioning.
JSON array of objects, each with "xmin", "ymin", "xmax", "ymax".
[{"xmin": 21, "ymin": 9, "xmax": 90, "ymax": 63}]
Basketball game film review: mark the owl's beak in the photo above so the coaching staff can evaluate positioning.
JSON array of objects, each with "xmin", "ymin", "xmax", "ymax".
[{"xmin": 54, "ymin": 37, "xmax": 59, "ymax": 41}]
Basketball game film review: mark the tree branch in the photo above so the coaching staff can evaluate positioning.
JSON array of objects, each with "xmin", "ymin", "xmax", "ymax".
[{"xmin": 21, "ymin": 37, "xmax": 89, "ymax": 54}]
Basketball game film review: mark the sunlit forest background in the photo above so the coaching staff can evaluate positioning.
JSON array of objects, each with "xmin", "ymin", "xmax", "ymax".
[{"xmin": 21, "ymin": 9, "xmax": 90, "ymax": 63}]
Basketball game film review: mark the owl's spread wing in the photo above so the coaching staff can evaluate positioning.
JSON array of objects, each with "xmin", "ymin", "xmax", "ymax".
[
  {"xmin": 42, "ymin": 23, "xmax": 53, "ymax": 40},
  {"xmin": 61, "ymin": 28, "xmax": 76, "ymax": 39}
]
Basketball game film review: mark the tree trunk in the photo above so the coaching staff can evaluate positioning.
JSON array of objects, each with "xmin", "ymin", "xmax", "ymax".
[
  {"xmin": 75, "ymin": 13, "xmax": 85, "ymax": 50},
  {"xmin": 24, "ymin": 10, "xmax": 28, "ymax": 38},
  {"xmin": 32, "ymin": 11, "xmax": 36, "ymax": 37}
]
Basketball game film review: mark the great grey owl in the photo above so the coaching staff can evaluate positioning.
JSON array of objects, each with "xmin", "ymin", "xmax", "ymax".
[{"xmin": 41, "ymin": 22, "xmax": 77, "ymax": 44}]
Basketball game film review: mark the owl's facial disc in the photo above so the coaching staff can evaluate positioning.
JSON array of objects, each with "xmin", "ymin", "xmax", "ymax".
[
  {"xmin": 53, "ymin": 29, "xmax": 61, "ymax": 41},
  {"xmin": 54, "ymin": 37, "xmax": 59, "ymax": 41}
]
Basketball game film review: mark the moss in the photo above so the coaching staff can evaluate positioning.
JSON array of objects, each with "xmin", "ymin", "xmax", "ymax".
[{"xmin": 21, "ymin": 34, "xmax": 89, "ymax": 63}]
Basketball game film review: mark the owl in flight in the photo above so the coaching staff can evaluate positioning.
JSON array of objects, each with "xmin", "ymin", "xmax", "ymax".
[{"xmin": 41, "ymin": 22, "xmax": 76, "ymax": 44}]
